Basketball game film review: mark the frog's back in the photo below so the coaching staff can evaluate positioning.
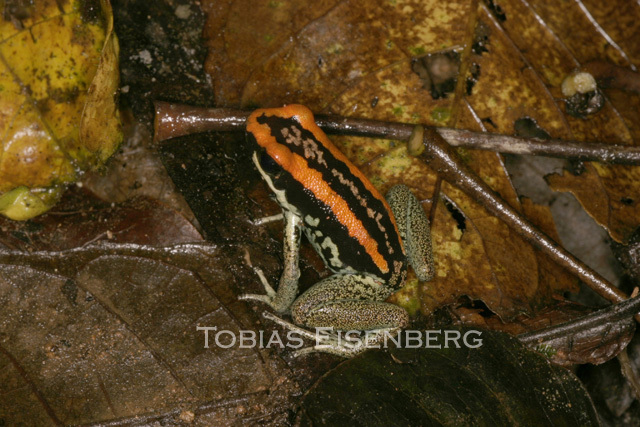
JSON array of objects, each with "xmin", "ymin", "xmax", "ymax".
[{"xmin": 247, "ymin": 105, "xmax": 406, "ymax": 287}]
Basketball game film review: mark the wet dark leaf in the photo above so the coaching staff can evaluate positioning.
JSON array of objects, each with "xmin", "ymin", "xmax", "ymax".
[
  {"xmin": 459, "ymin": 298, "xmax": 636, "ymax": 367},
  {"xmin": 0, "ymin": 188, "xmax": 203, "ymax": 251},
  {"xmin": 0, "ymin": 243, "xmax": 298, "ymax": 425},
  {"xmin": 298, "ymin": 329, "xmax": 599, "ymax": 426}
]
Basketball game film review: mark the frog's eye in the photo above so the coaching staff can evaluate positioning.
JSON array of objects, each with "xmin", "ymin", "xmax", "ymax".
[{"xmin": 259, "ymin": 151, "xmax": 282, "ymax": 176}]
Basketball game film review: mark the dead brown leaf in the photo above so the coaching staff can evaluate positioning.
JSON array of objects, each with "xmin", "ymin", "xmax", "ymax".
[
  {"xmin": 4, "ymin": 0, "xmax": 640, "ymax": 423},
  {"xmin": 202, "ymin": 0, "xmax": 640, "ymax": 321},
  {"xmin": 0, "ymin": 187, "xmax": 203, "ymax": 251},
  {"xmin": 0, "ymin": 244, "xmax": 299, "ymax": 425}
]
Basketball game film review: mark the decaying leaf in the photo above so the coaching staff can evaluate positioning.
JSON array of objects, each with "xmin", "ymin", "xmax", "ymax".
[
  {"xmin": 0, "ymin": 0, "xmax": 121, "ymax": 220},
  {"xmin": 484, "ymin": 1, "xmax": 640, "ymax": 245},
  {"xmin": 0, "ymin": 243, "xmax": 298, "ymax": 425},
  {"xmin": 298, "ymin": 329, "xmax": 599, "ymax": 425},
  {"xmin": 460, "ymin": 298, "xmax": 637, "ymax": 367},
  {"xmin": 518, "ymin": 301, "xmax": 637, "ymax": 367},
  {"xmin": 547, "ymin": 162, "xmax": 640, "ymax": 244},
  {"xmin": 4, "ymin": 0, "xmax": 640, "ymax": 423},
  {"xmin": 0, "ymin": 187, "xmax": 204, "ymax": 251},
  {"xmin": 203, "ymin": 0, "xmax": 598, "ymax": 321}
]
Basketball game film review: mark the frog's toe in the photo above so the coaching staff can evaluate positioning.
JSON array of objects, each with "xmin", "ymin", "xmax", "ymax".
[
  {"xmin": 240, "ymin": 266, "xmax": 301, "ymax": 314},
  {"xmin": 262, "ymin": 311, "xmax": 317, "ymax": 340},
  {"xmin": 252, "ymin": 267, "xmax": 277, "ymax": 296},
  {"xmin": 269, "ymin": 319, "xmax": 369, "ymax": 357},
  {"xmin": 239, "ymin": 292, "xmax": 276, "ymax": 306},
  {"xmin": 239, "ymin": 268, "xmax": 279, "ymax": 306},
  {"xmin": 297, "ymin": 327, "xmax": 403, "ymax": 358},
  {"xmin": 251, "ymin": 213, "xmax": 284, "ymax": 226},
  {"xmin": 290, "ymin": 339, "xmax": 364, "ymax": 358}
]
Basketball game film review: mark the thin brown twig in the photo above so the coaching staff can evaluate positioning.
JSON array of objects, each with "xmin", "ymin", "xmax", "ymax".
[
  {"xmin": 154, "ymin": 102, "xmax": 640, "ymax": 165},
  {"xmin": 518, "ymin": 294, "xmax": 640, "ymax": 344}
]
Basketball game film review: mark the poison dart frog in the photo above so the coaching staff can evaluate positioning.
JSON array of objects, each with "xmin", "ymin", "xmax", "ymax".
[{"xmin": 241, "ymin": 104, "xmax": 434, "ymax": 357}]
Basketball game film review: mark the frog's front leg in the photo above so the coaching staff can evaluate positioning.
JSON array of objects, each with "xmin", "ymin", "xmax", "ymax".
[
  {"xmin": 240, "ymin": 210, "xmax": 302, "ymax": 313},
  {"xmin": 288, "ymin": 274, "xmax": 409, "ymax": 357}
]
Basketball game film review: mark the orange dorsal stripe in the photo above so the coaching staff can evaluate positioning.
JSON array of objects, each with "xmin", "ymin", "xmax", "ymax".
[{"xmin": 248, "ymin": 105, "xmax": 393, "ymax": 273}]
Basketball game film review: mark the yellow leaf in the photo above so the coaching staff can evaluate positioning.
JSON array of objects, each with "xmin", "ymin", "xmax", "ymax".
[{"xmin": 0, "ymin": 0, "xmax": 121, "ymax": 220}]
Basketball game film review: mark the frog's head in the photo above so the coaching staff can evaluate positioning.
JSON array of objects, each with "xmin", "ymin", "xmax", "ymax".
[{"xmin": 246, "ymin": 106, "xmax": 312, "ymax": 212}]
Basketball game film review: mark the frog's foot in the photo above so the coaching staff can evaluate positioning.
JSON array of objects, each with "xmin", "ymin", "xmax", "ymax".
[
  {"xmin": 262, "ymin": 312, "xmax": 401, "ymax": 358},
  {"xmin": 295, "ymin": 326, "xmax": 403, "ymax": 358},
  {"xmin": 239, "ymin": 267, "xmax": 279, "ymax": 309},
  {"xmin": 262, "ymin": 311, "xmax": 318, "ymax": 341}
]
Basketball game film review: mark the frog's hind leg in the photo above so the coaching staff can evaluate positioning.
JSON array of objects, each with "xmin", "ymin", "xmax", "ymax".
[
  {"xmin": 386, "ymin": 184, "xmax": 434, "ymax": 282},
  {"xmin": 287, "ymin": 274, "xmax": 409, "ymax": 356},
  {"xmin": 291, "ymin": 274, "xmax": 408, "ymax": 329}
]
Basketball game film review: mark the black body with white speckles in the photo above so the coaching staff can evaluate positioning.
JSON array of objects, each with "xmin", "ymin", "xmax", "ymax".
[{"xmin": 250, "ymin": 113, "xmax": 406, "ymax": 288}]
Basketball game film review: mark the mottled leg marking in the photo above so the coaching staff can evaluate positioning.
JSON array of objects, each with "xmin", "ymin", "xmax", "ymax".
[
  {"xmin": 386, "ymin": 184, "xmax": 434, "ymax": 282},
  {"xmin": 283, "ymin": 274, "xmax": 408, "ymax": 356},
  {"xmin": 240, "ymin": 210, "xmax": 302, "ymax": 313},
  {"xmin": 290, "ymin": 273, "xmax": 391, "ymax": 324},
  {"xmin": 294, "ymin": 300, "xmax": 409, "ymax": 331}
]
